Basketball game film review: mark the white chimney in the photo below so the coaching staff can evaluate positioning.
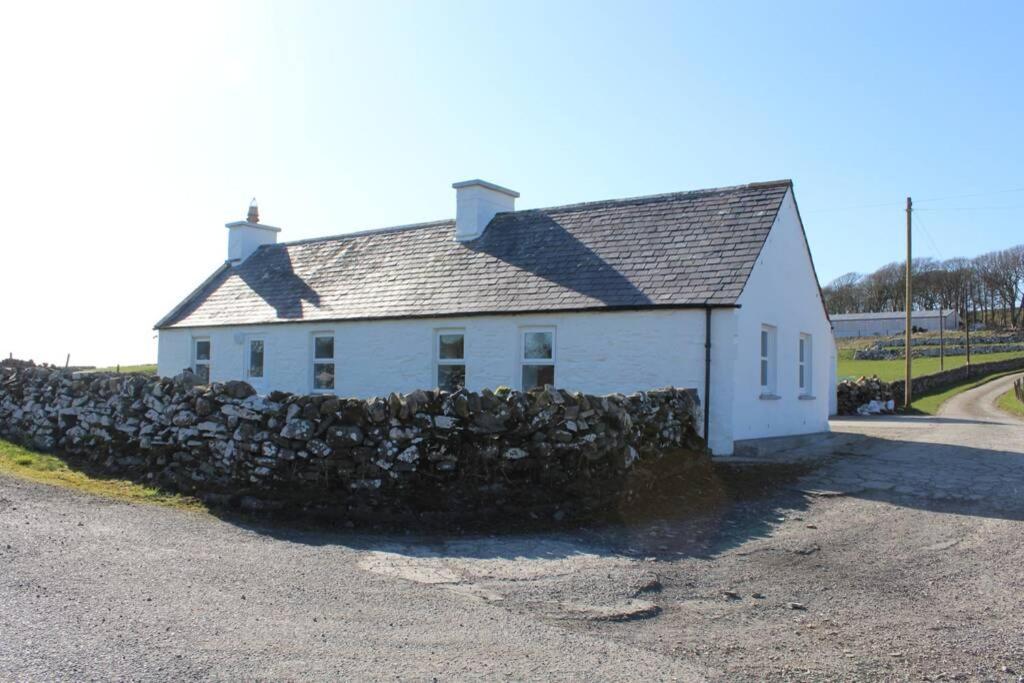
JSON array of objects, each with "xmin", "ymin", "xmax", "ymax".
[
  {"xmin": 452, "ymin": 179, "xmax": 519, "ymax": 241},
  {"xmin": 225, "ymin": 198, "xmax": 281, "ymax": 264}
]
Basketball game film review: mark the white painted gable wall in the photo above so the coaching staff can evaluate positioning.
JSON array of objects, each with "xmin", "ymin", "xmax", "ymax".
[{"xmin": 731, "ymin": 189, "xmax": 835, "ymax": 443}]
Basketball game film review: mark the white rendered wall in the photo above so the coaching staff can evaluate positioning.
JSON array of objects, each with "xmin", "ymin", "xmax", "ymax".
[
  {"xmin": 158, "ymin": 308, "xmax": 738, "ymax": 453},
  {"xmin": 731, "ymin": 189, "xmax": 834, "ymax": 442}
]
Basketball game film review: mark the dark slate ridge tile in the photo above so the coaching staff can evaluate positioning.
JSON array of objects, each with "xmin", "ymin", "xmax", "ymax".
[{"xmin": 160, "ymin": 180, "xmax": 791, "ymax": 328}]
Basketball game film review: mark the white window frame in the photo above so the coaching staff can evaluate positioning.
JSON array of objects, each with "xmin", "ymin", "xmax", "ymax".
[
  {"xmin": 759, "ymin": 324, "xmax": 778, "ymax": 398},
  {"xmin": 519, "ymin": 327, "xmax": 556, "ymax": 391},
  {"xmin": 192, "ymin": 337, "xmax": 211, "ymax": 384},
  {"xmin": 798, "ymin": 333, "xmax": 813, "ymax": 397},
  {"xmin": 311, "ymin": 332, "xmax": 336, "ymax": 393},
  {"xmin": 434, "ymin": 328, "xmax": 466, "ymax": 391},
  {"xmin": 245, "ymin": 335, "xmax": 266, "ymax": 387}
]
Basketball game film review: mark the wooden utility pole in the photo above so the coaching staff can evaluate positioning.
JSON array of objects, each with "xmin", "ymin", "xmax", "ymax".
[
  {"xmin": 965, "ymin": 296, "xmax": 972, "ymax": 377},
  {"xmin": 904, "ymin": 197, "xmax": 913, "ymax": 408},
  {"xmin": 939, "ymin": 307, "xmax": 945, "ymax": 371}
]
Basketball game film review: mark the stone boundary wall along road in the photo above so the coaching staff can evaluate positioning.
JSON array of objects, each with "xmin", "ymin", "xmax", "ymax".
[
  {"xmin": 0, "ymin": 359, "xmax": 707, "ymax": 525},
  {"xmin": 837, "ymin": 355, "xmax": 1024, "ymax": 415}
]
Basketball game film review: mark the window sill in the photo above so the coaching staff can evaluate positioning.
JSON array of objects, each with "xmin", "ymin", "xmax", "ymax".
[
  {"xmin": 759, "ymin": 393, "xmax": 781, "ymax": 401},
  {"xmin": 798, "ymin": 394, "xmax": 816, "ymax": 401}
]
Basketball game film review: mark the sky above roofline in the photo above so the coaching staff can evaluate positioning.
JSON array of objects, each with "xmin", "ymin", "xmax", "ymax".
[{"xmin": 1, "ymin": 2, "xmax": 1020, "ymax": 365}]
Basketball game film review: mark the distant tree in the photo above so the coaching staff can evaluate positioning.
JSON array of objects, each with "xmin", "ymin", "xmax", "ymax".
[
  {"xmin": 823, "ymin": 243, "xmax": 1024, "ymax": 330},
  {"xmin": 822, "ymin": 272, "xmax": 863, "ymax": 314}
]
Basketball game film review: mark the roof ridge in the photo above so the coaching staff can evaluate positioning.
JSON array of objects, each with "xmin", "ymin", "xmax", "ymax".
[
  {"xmin": 516, "ymin": 179, "xmax": 793, "ymax": 216},
  {"xmin": 273, "ymin": 218, "xmax": 453, "ymax": 248},
  {"xmin": 269, "ymin": 179, "xmax": 792, "ymax": 249}
]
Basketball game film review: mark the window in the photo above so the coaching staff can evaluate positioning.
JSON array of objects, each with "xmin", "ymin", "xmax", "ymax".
[
  {"xmin": 436, "ymin": 330, "xmax": 465, "ymax": 392},
  {"xmin": 521, "ymin": 329, "xmax": 555, "ymax": 390},
  {"xmin": 759, "ymin": 325, "xmax": 777, "ymax": 396},
  {"xmin": 798, "ymin": 333, "xmax": 812, "ymax": 395},
  {"xmin": 193, "ymin": 338, "xmax": 211, "ymax": 384},
  {"xmin": 247, "ymin": 338, "xmax": 264, "ymax": 380},
  {"xmin": 312, "ymin": 334, "xmax": 335, "ymax": 391}
]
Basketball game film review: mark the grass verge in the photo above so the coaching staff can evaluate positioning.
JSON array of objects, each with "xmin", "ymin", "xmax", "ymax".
[
  {"xmin": 996, "ymin": 387, "xmax": 1024, "ymax": 418},
  {"xmin": 0, "ymin": 439, "xmax": 203, "ymax": 511},
  {"xmin": 907, "ymin": 370, "xmax": 1024, "ymax": 415}
]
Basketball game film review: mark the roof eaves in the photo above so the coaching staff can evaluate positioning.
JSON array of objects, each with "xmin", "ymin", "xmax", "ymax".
[{"xmin": 162, "ymin": 302, "xmax": 743, "ymax": 331}]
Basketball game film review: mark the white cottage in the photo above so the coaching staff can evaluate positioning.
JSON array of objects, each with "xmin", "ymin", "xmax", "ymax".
[{"xmin": 156, "ymin": 179, "xmax": 835, "ymax": 455}]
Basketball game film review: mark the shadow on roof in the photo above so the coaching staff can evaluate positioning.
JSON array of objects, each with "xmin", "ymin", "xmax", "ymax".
[
  {"xmin": 466, "ymin": 211, "xmax": 653, "ymax": 307},
  {"xmin": 237, "ymin": 246, "xmax": 321, "ymax": 320}
]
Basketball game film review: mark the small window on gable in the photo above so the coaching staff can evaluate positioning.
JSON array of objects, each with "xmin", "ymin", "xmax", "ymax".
[
  {"xmin": 436, "ymin": 330, "xmax": 466, "ymax": 392},
  {"xmin": 760, "ymin": 325, "xmax": 777, "ymax": 395},
  {"xmin": 521, "ymin": 328, "xmax": 555, "ymax": 391},
  {"xmin": 312, "ymin": 334, "xmax": 335, "ymax": 391},
  {"xmin": 247, "ymin": 338, "xmax": 265, "ymax": 380},
  {"xmin": 193, "ymin": 338, "xmax": 211, "ymax": 384},
  {"xmin": 799, "ymin": 333, "xmax": 812, "ymax": 395}
]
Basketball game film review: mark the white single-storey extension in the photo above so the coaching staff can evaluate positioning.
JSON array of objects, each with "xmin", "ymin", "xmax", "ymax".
[
  {"xmin": 156, "ymin": 179, "xmax": 836, "ymax": 455},
  {"xmin": 831, "ymin": 309, "xmax": 959, "ymax": 338}
]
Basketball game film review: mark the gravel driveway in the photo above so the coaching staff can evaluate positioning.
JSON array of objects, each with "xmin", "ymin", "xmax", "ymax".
[{"xmin": 3, "ymin": 375, "xmax": 1024, "ymax": 681}]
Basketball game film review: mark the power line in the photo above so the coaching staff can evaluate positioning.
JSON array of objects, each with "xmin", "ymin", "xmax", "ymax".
[
  {"xmin": 804, "ymin": 200, "xmax": 903, "ymax": 213},
  {"xmin": 916, "ymin": 186, "xmax": 1024, "ymax": 203},
  {"xmin": 911, "ymin": 210, "xmax": 944, "ymax": 260},
  {"xmin": 803, "ymin": 185, "xmax": 1024, "ymax": 214},
  {"xmin": 916, "ymin": 204, "xmax": 1024, "ymax": 212}
]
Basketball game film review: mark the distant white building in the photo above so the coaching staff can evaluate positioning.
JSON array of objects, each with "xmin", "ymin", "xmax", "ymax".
[
  {"xmin": 831, "ymin": 309, "xmax": 959, "ymax": 338},
  {"xmin": 156, "ymin": 179, "xmax": 836, "ymax": 455}
]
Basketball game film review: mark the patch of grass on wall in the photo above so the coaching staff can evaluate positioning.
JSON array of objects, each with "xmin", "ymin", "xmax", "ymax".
[
  {"xmin": 0, "ymin": 439, "xmax": 203, "ymax": 511},
  {"xmin": 997, "ymin": 387, "xmax": 1024, "ymax": 418}
]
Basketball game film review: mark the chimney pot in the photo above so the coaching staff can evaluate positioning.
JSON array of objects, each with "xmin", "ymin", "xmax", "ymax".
[{"xmin": 226, "ymin": 199, "xmax": 281, "ymax": 264}]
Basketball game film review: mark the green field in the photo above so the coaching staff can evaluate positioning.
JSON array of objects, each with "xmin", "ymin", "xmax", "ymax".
[
  {"xmin": 93, "ymin": 364, "xmax": 158, "ymax": 375},
  {"xmin": 837, "ymin": 350, "xmax": 1024, "ymax": 382}
]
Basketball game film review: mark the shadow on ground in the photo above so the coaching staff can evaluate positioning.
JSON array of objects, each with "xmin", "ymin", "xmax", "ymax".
[
  {"xmin": 213, "ymin": 462, "xmax": 815, "ymax": 562},
  {"xmin": 811, "ymin": 440, "xmax": 1024, "ymax": 520}
]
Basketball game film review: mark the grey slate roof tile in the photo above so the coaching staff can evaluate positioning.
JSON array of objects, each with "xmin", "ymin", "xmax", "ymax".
[{"xmin": 157, "ymin": 180, "xmax": 791, "ymax": 329}]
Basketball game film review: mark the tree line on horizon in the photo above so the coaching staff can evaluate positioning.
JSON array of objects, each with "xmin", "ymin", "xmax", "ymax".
[{"xmin": 822, "ymin": 244, "xmax": 1024, "ymax": 329}]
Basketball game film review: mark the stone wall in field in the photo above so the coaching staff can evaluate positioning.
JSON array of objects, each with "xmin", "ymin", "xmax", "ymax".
[
  {"xmin": 0, "ymin": 359, "xmax": 707, "ymax": 524},
  {"xmin": 852, "ymin": 332, "xmax": 1024, "ymax": 360}
]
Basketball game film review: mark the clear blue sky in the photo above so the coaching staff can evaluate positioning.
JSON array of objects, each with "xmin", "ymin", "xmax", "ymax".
[{"xmin": 1, "ymin": 1, "xmax": 1021, "ymax": 365}]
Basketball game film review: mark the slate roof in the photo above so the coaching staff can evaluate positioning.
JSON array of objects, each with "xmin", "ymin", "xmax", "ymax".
[{"xmin": 156, "ymin": 180, "xmax": 793, "ymax": 329}]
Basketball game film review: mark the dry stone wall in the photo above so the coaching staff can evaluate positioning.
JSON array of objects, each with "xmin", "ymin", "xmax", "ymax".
[
  {"xmin": 0, "ymin": 359, "xmax": 707, "ymax": 525},
  {"xmin": 853, "ymin": 332, "xmax": 1024, "ymax": 360}
]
